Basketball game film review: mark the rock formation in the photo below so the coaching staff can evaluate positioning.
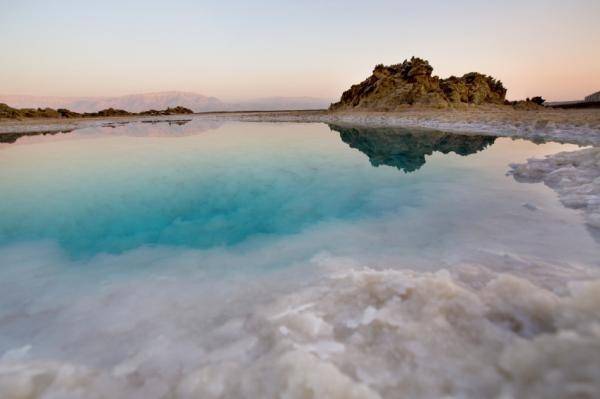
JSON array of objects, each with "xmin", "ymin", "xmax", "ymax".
[
  {"xmin": 138, "ymin": 106, "xmax": 194, "ymax": 116},
  {"xmin": 330, "ymin": 57, "xmax": 507, "ymax": 111},
  {"xmin": 0, "ymin": 103, "xmax": 194, "ymax": 120},
  {"xmin": 510, "ymin": 100, "xmax": 545, "ymax": 110},
  {"xmin": 0, "ymin": 103, "xmax": 21, "ymax": 119},
  {"xmin": 1, "ymin": 104, "xmax": 64, "ymax": 119},
  {"xmin": 329, "ymin": 124, "xmax": 496, "ymax": 172}
]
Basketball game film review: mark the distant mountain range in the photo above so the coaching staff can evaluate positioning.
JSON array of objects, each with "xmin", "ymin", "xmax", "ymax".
[{"xmin": 0, "ymin": 91, "xmax": 331, "ymax": 113}]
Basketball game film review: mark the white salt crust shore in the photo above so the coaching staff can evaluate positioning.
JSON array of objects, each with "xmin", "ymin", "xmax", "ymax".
[
  {"xmin": 0, "ymin": 115, "xmax": 198, "ymax": 134},
  {"xmin": 1, "ymin": 263, "xmax": 600, "ymax": 399},
  {"xmin": 510, "ymin": 148, "xmax": 600, "ymax": 236},
  {"xmin": 2, "ymin": 109, "xmax": 600, "ymax": 146},
  {"xmin": 231, "ymin": 110, "xmax": 600, "ymax": 147}
]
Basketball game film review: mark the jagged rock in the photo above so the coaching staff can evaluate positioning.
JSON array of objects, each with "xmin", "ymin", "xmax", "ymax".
[
  {"xmin": 330, "ymin": 57, "xmax": 507, "ymax": 111},
  {"xmin": 0, "ymin": 103, "xmax": 65, "ymax": 119},
  {"xmin": 530, "ymin": 96, "xmax": 546, "ymax": 105},
  {"xmin": 19, "ymin": 108, "xmax": 63, "ymax": 118},
  {"xmin": 139, "ymin": 106, "xmax": 194, "ymax": 116},
  {"xmin": 440, "ymin": 76, "xmax": 470, "ymax": 103},
  {"xmin": 165, "ymin": 106, "xmax": 194, "ymax": 115},
  {"xmin": 57, "ymin": 108, "xmax": 82, "ymax": 118},
  {"xmin": 510, "ymin": 100, "xmax": 545, "ymax": 111},
  {"xmin": 0, "ymin": 103, "xmax": 21, "ymax": 119},
  {"xmin": 88, "ymin": 108, "xmax": 132, "ymax": 117}
]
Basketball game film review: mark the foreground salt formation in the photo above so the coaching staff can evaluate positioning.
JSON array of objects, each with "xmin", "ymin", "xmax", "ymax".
[
  {"xmin": 1, "ymin": 263, "xmax": 599, "ymax": 399},
  {"xmin": 229, "ymin": 109, "xmax": 600, "ymax": 147},
  {"xmin": 510, "ymin": 147, "xmax": 600, "ymax": 236}
]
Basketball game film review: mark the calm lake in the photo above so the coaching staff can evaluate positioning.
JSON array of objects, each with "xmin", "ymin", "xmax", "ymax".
[{"xmin": 0, "ymin": 119, "xmax": 598, "ymax": 398}]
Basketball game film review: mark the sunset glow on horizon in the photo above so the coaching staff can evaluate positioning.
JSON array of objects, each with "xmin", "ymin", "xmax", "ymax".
[{"xmin": 1, "ymin": 0, "xmax": 599, "ymax": 101}]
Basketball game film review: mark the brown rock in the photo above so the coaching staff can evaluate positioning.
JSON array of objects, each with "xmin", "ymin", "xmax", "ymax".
[
  {"xmin": 330, "ymin": 57, "xmax": 507, "ymax": 111},
  {"xmin": 511, "ymin": 100, "xmax": 545, "ymax": 110}
]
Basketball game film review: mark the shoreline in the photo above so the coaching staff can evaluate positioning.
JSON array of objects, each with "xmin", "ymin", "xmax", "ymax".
[
  {"xmin": 2, "ymin": 107, "xmax": 598, "ymax": 236},
  {"xmin": 232, "ymin": 108, "xmax": 600, "ymax": 146},
  {"xmin": 510, "ymin": 148, "xmax": 600, "ymax": 240},
  {"xmin": 2, "ymin": 107, "xmax": 600, "ymax": 146}
]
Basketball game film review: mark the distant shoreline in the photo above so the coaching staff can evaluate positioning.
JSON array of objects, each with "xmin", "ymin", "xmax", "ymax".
[
  {"xmin": 2, "ymin": 107, "xmax": 600, "ymax": 146},
  {"xmin": 546, "ymin": 101, "xmax": 600, "ymax": 109}
]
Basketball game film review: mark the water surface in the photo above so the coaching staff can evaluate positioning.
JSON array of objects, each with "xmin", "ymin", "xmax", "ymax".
[{"xmin": 0, "ymin": 119, "xmax": 598, "ymax": 398}]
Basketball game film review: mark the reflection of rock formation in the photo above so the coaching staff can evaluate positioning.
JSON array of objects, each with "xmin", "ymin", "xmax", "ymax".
[
  {"xmin": 102, "ymin": 119, "xmax": 192, "ymax": 128},
  {"xmin": 0, "ymin": 118, "xmax": 221, "ymax": 146},
  {"xmin": 330, "ymin": 125, "xmax": 496, "ymax": 172},
  {"xmin": 141, "ymin": 119, "xmax": 192, "ymax": 126},
  {"xmin": 0, "ymin": 130, "xmax": 74, "ymax": 144},
  {"xmin": 98, "ymin": 118, "xmax": 220, "ymax": 137}
]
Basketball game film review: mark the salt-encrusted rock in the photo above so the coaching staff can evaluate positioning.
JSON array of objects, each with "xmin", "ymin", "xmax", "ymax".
[{"xmin": 510, "ymin": 147, "xmax": 600, "ymax": 235}]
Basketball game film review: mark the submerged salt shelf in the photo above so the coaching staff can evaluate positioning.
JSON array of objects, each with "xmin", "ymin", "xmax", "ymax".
[{"xmin": 0, "ymin": 120, "xmax": 599, "ymax": 398}]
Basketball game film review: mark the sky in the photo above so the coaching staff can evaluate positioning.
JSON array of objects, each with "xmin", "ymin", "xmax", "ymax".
[{"xmin": 1, "ymin": 0, "xmax": 599, "ymax": 101}]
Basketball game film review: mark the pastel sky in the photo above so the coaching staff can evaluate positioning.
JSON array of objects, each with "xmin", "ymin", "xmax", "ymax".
[{"xmin": 1, "ymin": 0, "xmax": 599, "ymax": 101}]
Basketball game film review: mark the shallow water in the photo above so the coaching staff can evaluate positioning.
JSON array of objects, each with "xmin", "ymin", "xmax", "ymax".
[{"xmin": 0, "ymin": 119, "xmax": 598, "ymax": 398}]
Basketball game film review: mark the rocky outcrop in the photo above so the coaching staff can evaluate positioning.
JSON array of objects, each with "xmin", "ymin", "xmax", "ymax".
[
  {"xmin": 0, "ymin": 103, "xmax": 195, "ymax": 120},
  {"xmin": 0, "ymin": 103, "xmax": 21, "ymax": 119},
  {"xmin": 441, "ymin": 72, "xmax": 506, "ymax": 105},
  {"xmin": 138, "ymin": 106, "xmax": 194, "ymax": 116},
  {"xmin": 85, "ymin": 108, "xmax": 132, "ymax": 117},
  {"xmin": 1, "ymin": 104, "xmax": 64, "ymax": 119},
  {"xmin": 510, "ymin": 100, "xmax": 545, "ymax": 111},
  {"xmin": 330, "ymin": 57, "xmax": 507, "ymax": 111},
  {"xmin": 329, "ymin": 125, "xmax": 496, "ymax": 172}
]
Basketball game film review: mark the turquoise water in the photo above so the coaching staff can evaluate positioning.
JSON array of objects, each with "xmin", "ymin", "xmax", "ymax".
[
  {"xmin": 0, "ymin": 122, "xmax": 494, "ymax": 258},
  {"xmin": 1, "ymin": 121, "xmax": 595, "ymax": 262},
  {"xmin": 0, "ymin": 120, "xmax": 599, "ymax": 397}
]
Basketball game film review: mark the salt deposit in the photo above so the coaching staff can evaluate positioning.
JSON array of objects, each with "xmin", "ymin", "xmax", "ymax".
[
  {"xmin": 233, "ymin": 110, "xmax": 600, "ymax": 147},
  {"xmin": 1, "ymin": 261, "xmax": 599, "ymax": 399},
  {"xmin": 510, "ymin": 147, "xmax": 600, "ymax": 237}
]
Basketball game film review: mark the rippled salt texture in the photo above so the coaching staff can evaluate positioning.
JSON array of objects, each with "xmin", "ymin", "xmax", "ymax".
[{"xmin": 0, "ymin": 120, "xmax": 599, "ymax": 398}]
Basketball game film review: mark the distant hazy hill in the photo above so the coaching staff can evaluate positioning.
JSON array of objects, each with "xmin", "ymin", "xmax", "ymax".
[
  {"xmin": 0, "ymin": 92, "xmax": 222, "ymax": 113},
  {"xmin": 0, "ymin": 92, "xmax": 330, "ymax": 113}
]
